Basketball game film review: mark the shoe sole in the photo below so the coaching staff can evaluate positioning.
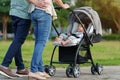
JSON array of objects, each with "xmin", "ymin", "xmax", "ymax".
[
  {"xmin": 0, "ymin": 71, "xmax": 14, "ymax": 79},
  {"xmin": 15, "ymin": 73, "xmax": 28, "ymax": 77}
]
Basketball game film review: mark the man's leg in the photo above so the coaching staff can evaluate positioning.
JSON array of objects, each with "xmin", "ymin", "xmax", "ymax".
[
  {"xmin": 0, "ymin": 16, "xmax": 24, "ymax": 78},
  {"xmin": 0, "ymin": 16, "xmax": 31, "ymax": 78},
  {"xmin": 13, "ymin": 17, "xmax": 31, "ymax": 75}
]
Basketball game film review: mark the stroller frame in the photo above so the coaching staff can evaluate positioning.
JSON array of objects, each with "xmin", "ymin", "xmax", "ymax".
[{"xmin": 45, "ymin": 7, "xmax": 103, "ymax": 78}]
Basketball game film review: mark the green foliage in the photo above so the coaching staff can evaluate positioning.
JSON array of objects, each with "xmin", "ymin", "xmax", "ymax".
[
  {"xmin": 0, "ymin": 0, "xmax": 10, "ymax": 23},
  {"xmin": 53, "ymin": 0, "xmax": 71, "ymax": 28},
  {"xmin": 102, "ymin": 34, "xmax": 120, "ymax": 41},
  {"xmin": 0, "ymin": 0, "xmax": 10, "ymax": 14},
  {"xmin": 55, "ymin": 9, "xmax": 70, "ymax": 27},
  {"xmin": 76, "ymin": 0, "xmax": 93, "ymax": 7},
  {"xmin": 26, "ymin": 34, "xmax": 35, "ymax": 40}
]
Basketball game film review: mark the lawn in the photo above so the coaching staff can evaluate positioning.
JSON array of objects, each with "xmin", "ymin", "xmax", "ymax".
[{"xmin": 0, "ymin": 40, "xmax": 120, "ymax": 69}]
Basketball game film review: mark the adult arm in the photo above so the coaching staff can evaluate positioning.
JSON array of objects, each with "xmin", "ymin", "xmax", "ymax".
[{"xmin": 54, "ymin": 0, "xmax": 70, "ymax": 9}]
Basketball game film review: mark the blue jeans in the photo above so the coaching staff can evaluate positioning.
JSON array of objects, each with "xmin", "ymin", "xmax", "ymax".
[
  {"xmin": 2, "ymin": 16, "xmax": 31, "ymax": 70},
  {"xmin": 30, "ymin": 9, "xmax": 52, "ymax": 72}
]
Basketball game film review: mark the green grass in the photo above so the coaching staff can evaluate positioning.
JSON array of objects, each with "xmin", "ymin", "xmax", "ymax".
[{"xmin": 0, "ymin": 40, "xmax": 120, "ymax": 69}]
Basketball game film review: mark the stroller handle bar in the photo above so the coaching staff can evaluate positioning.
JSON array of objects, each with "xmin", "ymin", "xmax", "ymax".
[
  {"xmin": 55, "ymin": 6, "xmax": 72, "ymax": 11},
  {"xmin": 54, "ymin": 6, "xmax": 93, "ymax": 46},
  {"xmin": 54, "ymin": 6, "xmax": 63, "ymax": 10},
  {"xmin": 54, "ymin": 6, "xmax": 72, "ymax": 10}
]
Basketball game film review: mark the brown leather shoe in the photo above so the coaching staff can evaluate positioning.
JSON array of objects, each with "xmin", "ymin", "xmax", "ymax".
[
  {"xmin": 16, "ymin": 69, "xmax": 29, "ymax": 77},
  {"xmin": 0, "ymin": 65, "xmax": 17, "ymax": 78},
  {"xmin": 16, "ymin": 69, "xmax": 29, "ymax": 75}
]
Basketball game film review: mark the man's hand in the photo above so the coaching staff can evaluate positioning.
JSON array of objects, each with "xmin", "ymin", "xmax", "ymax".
[{"xmin": 28, "ymin": 0, "xmax": 49, "ymax": 9}]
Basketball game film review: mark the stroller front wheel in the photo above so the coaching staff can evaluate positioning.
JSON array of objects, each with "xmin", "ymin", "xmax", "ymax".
[
  {"xmin": 66, "ymin": 66, "xmax": 73, "ymax": 77},
  {"xmin": 72, "ymin": 65, "xmax": 80, "ymax": 78},
  {"xmin": 91, "ymin": 63, "xmax": 103, "ymax": 75},
  {"xmin": 91, "ymin": 65, "xmax": 96, "ymax": 75},
  {"xmin": 44, "ymin": 65, "xmax": 49, "ymax": 73},
  {"xmin": 96, "ymin": 63, "xmax": 103, "ymax": 75},
  {"xmin": 45, "ymin": 65, "xmax": 56, "ymax": 76}
]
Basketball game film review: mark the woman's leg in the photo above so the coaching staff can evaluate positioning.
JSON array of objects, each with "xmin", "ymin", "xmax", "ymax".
[{"xmin": 30, "ymin": 9, "xmax": 52, "ymax": 73}]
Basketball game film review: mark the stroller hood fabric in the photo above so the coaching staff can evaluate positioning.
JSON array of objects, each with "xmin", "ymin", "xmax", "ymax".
[{"xmin": 68, "ymin": 6, "xmax": 102, "ymax": 36}]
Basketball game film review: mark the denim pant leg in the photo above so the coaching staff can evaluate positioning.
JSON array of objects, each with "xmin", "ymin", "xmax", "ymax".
[
  {"xmin": 2, "ymin": 16, "xmax": 31, "ymax": 70},
  {"xmin": 30, "ymin": 9, "xmax": 52, "ymax": 72}
]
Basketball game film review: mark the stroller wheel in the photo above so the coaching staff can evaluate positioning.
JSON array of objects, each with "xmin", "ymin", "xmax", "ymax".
[
  {"xmin": 44, "ymin": 65, "xmax": 49, "ymax": 73},
  {"xmin": 66, "ymin": 66, "xmax": 73, "ymax": 78},
  {"xmin": 91, "ymin": 65, "xmax": 97, "ymax": 75},
  {"xmin": 96, "ymin": 63, "xmax": 103, "ymax": 75},
  {"xmin": 91, "ymin": 63, "xmax": 103, "ymax": 75},
  {"xmin": 48, "ymin": 65, "xmax": 56, "ymax": 76},
  {"xmin": 72, "ymin": 65, "xmax": 80, "ymax": 78}
]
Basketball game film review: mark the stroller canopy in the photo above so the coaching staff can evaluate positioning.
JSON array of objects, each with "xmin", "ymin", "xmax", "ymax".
[{"xmin": 68, "ymin": 6, "xmax": 102, "ymax": 36}]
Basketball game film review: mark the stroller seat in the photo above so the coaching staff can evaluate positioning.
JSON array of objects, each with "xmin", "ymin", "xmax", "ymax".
[{"xmin": 53, "ymin": 22, "xmax": 94, "ymax": 46}]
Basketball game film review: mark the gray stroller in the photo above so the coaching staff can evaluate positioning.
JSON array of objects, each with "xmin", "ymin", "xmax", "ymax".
[{"xmin": 44, "ymin": 6, "xmax": 103, "ymax": 78}]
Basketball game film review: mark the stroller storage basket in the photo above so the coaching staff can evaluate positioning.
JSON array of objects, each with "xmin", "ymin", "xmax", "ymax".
[{"xmin": 59, "ymin": 46, "xmax": 78, "ymax": 62}]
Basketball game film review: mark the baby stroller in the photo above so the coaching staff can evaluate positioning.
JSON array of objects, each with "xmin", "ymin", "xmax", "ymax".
[{"xmin": 44, "ymin": 6, "xmax": 103, "ymax": 78}]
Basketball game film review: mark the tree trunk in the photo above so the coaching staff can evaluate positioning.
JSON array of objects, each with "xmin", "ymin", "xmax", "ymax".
[
  {"xmin": 2, "ymin": 14, "xmax": 9, "ymax": 40},
  {"xmin": 113, "ymin": 18, "xmax": 120, "ymax": 33}
]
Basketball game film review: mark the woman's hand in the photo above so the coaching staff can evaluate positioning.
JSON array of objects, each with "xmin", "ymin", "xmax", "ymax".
[
  {"xmin": 54, "ymin": 0, "xmax": 70, "ymax": 9},
  {"xmin": 62, "ymin": 4, "xmax": 70, "ymax": 9}
]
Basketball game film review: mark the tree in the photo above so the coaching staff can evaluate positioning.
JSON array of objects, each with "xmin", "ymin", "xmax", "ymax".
[
  {"xmin": 75, "ymin": 0, "xmax": 120, "ymax": 33},
  {"xmin": 0, "ymin": 0, "xmax": 10, "ymax": 40},
  {"xmin": 53, "ymin": 0, "xmax": 76, "ymax": 32},
  {"xmin": 93, "ymin": 0, "xmax": 120, "ymax": 33}
]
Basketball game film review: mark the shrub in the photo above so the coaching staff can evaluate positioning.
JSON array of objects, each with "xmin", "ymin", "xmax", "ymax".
[{"xmin": 102, "ymin": 34, "xmax": 120, "ymax": 41}]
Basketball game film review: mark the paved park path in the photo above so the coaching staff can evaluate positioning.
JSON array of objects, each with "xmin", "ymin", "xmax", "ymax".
[{"xmin": 0, "ymin": 66, "xmax": 120, "ymax": 80}]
